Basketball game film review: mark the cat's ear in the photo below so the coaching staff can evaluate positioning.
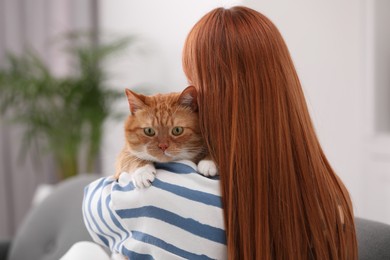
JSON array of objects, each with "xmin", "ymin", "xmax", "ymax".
[
  {"xmin": 178, "ymin": 86, "xmax": 198, "ymax": 112},
  {"xmin": 125, "ymin": 89, "xmax": 146, "ymax": 114}
]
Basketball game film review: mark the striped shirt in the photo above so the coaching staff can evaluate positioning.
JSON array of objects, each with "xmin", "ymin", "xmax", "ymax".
[{"xmin": 82, "ymin": 160, "xmax": 227, "ymax": 259}]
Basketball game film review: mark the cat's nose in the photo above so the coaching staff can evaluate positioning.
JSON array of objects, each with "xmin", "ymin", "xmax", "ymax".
[{"xmin": 158, "ymin": 143, "xmax": 169, "ymax": 152}]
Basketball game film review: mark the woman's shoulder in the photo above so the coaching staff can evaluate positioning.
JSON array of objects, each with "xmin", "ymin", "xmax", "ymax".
[
  {"xmin": 111, "ymin": 160, "xmax": 222, "ymax": 208},
  {"xmin": 82, "ymin": 160, "xmax": 226, "ymax": 259}
]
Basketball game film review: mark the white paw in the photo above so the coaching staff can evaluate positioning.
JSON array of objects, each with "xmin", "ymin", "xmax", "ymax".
[
  {"xmin": 197, "ymin": 160, "xmax": 218, "ymax": 177},
  {"xmin": 118, "ymin": 171, "xmax": 132, "ymax": 186},
  {"xmin": 132, "ymin": 164, "xmax": 156, "ymax": 188}
]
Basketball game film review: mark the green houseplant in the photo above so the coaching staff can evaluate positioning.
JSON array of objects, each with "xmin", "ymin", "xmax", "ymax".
[{"xmin": 0, "ymin": 34, "xmax": 133, "ymax": 179}]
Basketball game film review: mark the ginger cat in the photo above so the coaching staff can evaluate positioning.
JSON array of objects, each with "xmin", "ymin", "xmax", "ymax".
[{"xmin": 114, "ymin": 86, "xmax": 217, "ymax": 188}]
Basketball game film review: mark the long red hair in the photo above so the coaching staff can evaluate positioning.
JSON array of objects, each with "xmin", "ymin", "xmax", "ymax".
[{"xmin": 183, "ymin": 6, "xmax": 357, "ymax": 259}]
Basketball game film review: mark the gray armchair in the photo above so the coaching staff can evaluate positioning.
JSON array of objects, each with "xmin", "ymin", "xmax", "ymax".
[
  {"xmin": 0, "ymin": 175, "xmax": 96, "ymax": 260},
  {"xmin": 1, "ymin": 175, "xmax": 389, "ymax": 260},
  {"xmin": 356, "ymin": 217, "xmax": 390, "ymax": 259}
]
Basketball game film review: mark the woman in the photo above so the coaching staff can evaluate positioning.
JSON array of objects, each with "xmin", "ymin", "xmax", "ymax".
[
  {"xmin": 182, "ymin": 6, "xmax": 357, "ymax": 260},
  {"xmin": 65, "ymin": 6, "xmax": 357, "ymax": 260}
]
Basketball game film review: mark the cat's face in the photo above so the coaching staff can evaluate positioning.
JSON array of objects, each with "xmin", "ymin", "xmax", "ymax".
[{"xmin": 124, "ymin": 86, "xmax": 205, "ymax": 163}]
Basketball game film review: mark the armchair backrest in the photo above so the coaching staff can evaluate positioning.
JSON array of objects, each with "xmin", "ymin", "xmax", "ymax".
[{"xmin": 8, "ymin": 175, "xmax": 97, "ymax": 260}]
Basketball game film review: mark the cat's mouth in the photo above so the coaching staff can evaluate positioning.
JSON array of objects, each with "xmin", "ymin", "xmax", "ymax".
[
  {"xmin": 163, "ymin": 151, "xmax": 173, "ymax": 157},
  {"xmin": 133, "ymin": 150, "xmax": 172, "ymax": 162},
  {"xmin": 136, "ymin": 147, "xmax": 198, "ymax": 163},
  {"xmin": 157, "ymin": 151, "xmax": 175, "ymax": 162}
]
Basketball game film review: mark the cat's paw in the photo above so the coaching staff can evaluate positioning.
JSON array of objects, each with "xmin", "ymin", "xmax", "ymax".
[
  {"xmin": 132, "ymin": 164, "xmax": 156, "ymax": 188},
  {"xmin": 197, "ymin": 159, "xmax": 218, "ymax": 177}
]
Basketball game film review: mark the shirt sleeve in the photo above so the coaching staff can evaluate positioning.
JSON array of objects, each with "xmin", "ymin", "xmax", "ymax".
[{"xmin": 82, "ymin": 176, "xmax": 131, "ymax": 255}]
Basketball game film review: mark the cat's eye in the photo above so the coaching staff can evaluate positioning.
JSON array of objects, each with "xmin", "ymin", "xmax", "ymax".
[
  {"xmin": 172, "ymin": 126, "xmax": 184, "ymax": 136},
  {"xmin": 143, "ymin": 127, "xmax": 156, "ymax": 136}
]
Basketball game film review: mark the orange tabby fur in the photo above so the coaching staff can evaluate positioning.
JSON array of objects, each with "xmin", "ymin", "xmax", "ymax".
[{"xmin": 114, "ymin": 86, "xmax": 207, "ymax": 180}]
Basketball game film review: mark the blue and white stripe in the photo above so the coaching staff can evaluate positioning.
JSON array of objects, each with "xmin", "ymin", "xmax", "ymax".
[{"xmin": 83, "ymin": 160, "xmax": 227, "ymax": 259}]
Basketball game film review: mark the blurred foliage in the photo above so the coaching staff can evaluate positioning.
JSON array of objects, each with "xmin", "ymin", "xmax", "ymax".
[{"xmin": 0, "ymin": 33, "xmax": 134, "ymax": 179}]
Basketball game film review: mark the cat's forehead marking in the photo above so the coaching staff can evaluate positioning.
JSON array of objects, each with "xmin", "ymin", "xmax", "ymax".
[
  {"xmin": 141, "ymin": 93, "xmax": 182, "ymax": 127},
  {"xmin": 153, "ymin": 105, "xmax": 176, "ymax": 126}
]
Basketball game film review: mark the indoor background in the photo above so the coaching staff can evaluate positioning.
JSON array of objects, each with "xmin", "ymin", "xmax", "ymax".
[{"xmin": 0, "ymin": 0, "xmax": 389, "ymax": 240}]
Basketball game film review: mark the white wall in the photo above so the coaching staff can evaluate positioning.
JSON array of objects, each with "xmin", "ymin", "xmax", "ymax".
[
  {"xmin": 100, "ymin": 0, "xmax": 389, "ymax": 224},
  {"xmin": 359, "ymin": 0, "xmax": 390, "ymax": 224}
]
